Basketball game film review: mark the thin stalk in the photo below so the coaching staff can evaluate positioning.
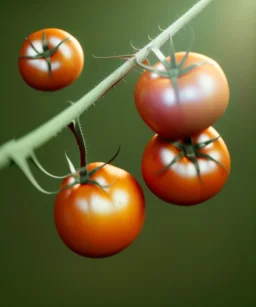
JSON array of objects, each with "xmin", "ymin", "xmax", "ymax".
[{"xmin": 68, "ymin": 119, "xmax": 88, "ymax": 177}]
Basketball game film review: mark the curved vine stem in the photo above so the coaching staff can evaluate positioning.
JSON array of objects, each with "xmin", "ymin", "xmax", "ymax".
[{"xmin": 0, "ymin": 0, "xmax": 213, "ymax": 172}]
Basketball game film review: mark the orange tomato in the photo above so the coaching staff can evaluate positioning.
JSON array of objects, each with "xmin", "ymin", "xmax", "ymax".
[
  {"xmin": 141, "ymin": 127, "xmax": 231, "ymax": 206},
  {"xmin": 18, "ymin": 28, "xmax": 84, "ymax": 91},
  {"xmin": 54, "ymin": 163, "xmax": 145, "ymax": 258}
]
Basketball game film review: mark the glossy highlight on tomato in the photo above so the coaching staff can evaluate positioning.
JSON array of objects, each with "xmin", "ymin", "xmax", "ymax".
[
  {"xmin": 141, "ymin": 127, "xmax": 231, "ymax": 206},
  {"xmin": 134, "ymin": 52, "xmax": 230, "ymax": 140},
  {"xmin": 54, "ymin": 163, "xmax": 145, "ymax": 258},
  {"xmin": 18, "ymin": 28, "xmax": 84, "ymax": 91}
]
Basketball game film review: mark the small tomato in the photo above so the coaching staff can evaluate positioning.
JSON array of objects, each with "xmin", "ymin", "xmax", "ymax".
[
  {"xmin": 18, "ymin": 28, "xmax": 84, "ymax": 91},
  {"xmin": 141, "ymin": 127, "xmax": 231, "ymax": 206},
  {"xmin": 134, "ymin": 53, "xmax": 229, "ymax": 140},
  {"xmin": 54, "ymin": 163, "xmax": 145, "ymax": 258}
]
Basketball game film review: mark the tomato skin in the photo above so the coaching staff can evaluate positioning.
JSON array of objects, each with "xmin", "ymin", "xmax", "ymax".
[
  {"xmin": 141, "ymin": 127, "xmax": 231, "ymax": 206},
  {"xmin": 18, "ymin": 28, "xmax": 84, "ymax": 91},
  {"xmin": 134, "ymin": 53, "xmax": 229, "ymax": 140},
  {"xmin": 54, "ymin": 163, "xmax": 145, "ymax": 258}
]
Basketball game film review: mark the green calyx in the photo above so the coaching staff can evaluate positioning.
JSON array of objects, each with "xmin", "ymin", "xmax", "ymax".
[
  {"xmin": 19, "ymin": 29, "xmax": 70, "ymax": 76},
  {"xmin": 135, "ymin": 33, "xmax": 207, "ymax": 103},
  {"xmin": 60, "ymin": 147, "xmax": 120, "ymax": 192},
  {"xmin": 156, "ymin": 136, "xmax": 228, "ymax": 182}
]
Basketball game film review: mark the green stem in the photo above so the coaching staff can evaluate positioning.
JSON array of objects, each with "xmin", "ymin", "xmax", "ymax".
[{"xmin": 0, "ymin": 0, "xmax": 214, "ymax": 172}]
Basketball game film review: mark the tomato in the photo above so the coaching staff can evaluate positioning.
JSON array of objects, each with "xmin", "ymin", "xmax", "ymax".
[
  {"xmin": 18, "ymin": 28, "xmax": 84, "ymax": 91},
  {"xmin": 54, "ymin": 163, "xmax": 145, "ymax": 258},
  {"xmin": 134, "ymin": 52, "xmax": 229, "ymax": 140},
  {"xmin": 141, "ymin": 127, "xmax": 231, "ymax": 206}
]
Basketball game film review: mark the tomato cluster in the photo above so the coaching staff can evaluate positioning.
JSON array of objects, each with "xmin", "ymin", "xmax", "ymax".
[
  {"xmin": 134, "ymin": 46, "xmax": 231, "ymax": 206},
  {"xmin": 18, "ymin": 29, "xmax": 231, "ymax": 259}
]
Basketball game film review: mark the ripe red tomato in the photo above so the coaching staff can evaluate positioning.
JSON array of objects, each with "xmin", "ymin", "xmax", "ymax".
[
  {"xmin": 134, "ymin": 52, "xmax": 229, "ymax": 140},
  {"xmin": 141, "ymin": 127, "xmax": 231, "ymax": 206},
  {"xmin": 54, "ymin": 163, "xmax": 145, "ymax": 258},
  {"xmin": 18, "ymin": 28, "xmax": 84, "ymax": 91}
]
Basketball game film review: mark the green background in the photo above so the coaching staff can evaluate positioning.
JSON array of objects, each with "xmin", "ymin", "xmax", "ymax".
[{"xmin": 0, "ymin": 0, "xmax": 255, "ymax": 306}]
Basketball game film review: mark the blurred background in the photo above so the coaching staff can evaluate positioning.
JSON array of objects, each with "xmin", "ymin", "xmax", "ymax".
[{"xmin": 0, "ymin": 0, "xmax": 255, "ymax": 306}]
